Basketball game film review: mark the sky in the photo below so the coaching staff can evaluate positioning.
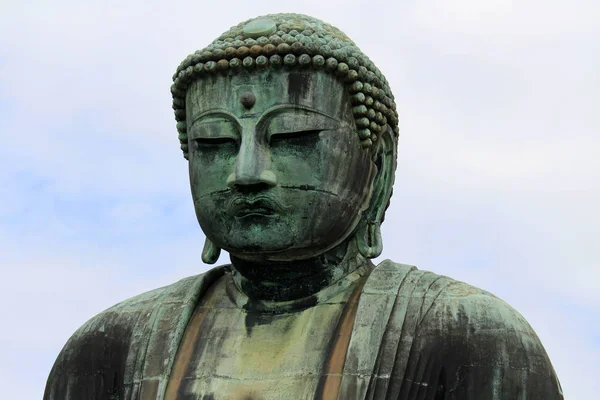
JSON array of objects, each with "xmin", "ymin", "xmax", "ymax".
[{"xmin": 1, "ymin": 0, "xmax": 598, "ymax": 398}]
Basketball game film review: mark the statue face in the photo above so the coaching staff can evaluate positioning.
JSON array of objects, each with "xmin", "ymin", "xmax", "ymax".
[{"xmin": 186, "ymin": 69, "xmax": 376, "ymax": 261}]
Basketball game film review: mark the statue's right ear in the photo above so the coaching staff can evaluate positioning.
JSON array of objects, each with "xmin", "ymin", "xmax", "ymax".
[
  {"xmin": 202, "ymin": 237, "xmax": 221, "ymax": 264},
  {"xmin": 356, "ymin": 125, "xmax": 397, "ymax": 258}
]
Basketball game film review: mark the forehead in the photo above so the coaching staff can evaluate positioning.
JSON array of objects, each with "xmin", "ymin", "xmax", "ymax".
[{"xmin": 186, "ymin": 69, "xmax": 351, "ymax": 120}]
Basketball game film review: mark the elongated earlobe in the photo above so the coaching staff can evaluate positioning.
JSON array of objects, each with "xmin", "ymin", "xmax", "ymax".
[
  {"xmin": 356, "ymin": 220, "xmax": 383, "ymax": 259},
  {"xmin": 355, "ymin": 125, "xmax": 396, "ymax": 259},
  {"xmin": 202, "ymin": 238, "xmax": 221, "ymax": 264}
]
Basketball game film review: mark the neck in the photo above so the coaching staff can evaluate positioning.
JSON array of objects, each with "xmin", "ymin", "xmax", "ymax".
[{"xmin": 229, "ymin": 237, "xmax": 368, "ymax": 302}]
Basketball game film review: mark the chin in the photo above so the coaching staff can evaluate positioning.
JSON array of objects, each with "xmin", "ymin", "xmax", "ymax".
[
  {"xmin": 227, "ymin": 240, "xmax": 344, "ymax": 263},
  {"xmin": 218, "ymin": 234, "xmax": 296, "ymax": 258},
  {"xmin": 205, "ymin": 216, "xmax": 357, "ymax": 261},
  {"xmin": 224, "ymin": 241, "xmax": 296, "ymax": 257}
]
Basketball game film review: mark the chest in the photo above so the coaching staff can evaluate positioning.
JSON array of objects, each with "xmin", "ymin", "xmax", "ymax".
[{"xmin": 164, "ymin": 279, "xmax": 352, "ymax": 400}]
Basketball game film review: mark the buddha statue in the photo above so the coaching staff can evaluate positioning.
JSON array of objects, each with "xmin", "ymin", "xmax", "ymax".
[{"xmin": 44, "ymin": 14, "xmax": 563, "ymax": 400}]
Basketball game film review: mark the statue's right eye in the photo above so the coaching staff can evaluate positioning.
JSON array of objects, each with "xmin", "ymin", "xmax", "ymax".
[
  {"xmin": 192, "ymin": 137, "xmax": 238, "ymax": 152},
  {"xmin": 189, "ymin": 118, "xmax": 239, "ymax": 153}
]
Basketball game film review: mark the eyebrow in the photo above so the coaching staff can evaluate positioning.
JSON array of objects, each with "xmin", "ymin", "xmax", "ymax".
[
  {"xmin": 189, "ymin": 109, "xmax": 240, "ymax": 128},
  {"xmin": 189, "ymin": 104, "xmax": 344, "ymax": 130},
  {"xmin": 256, "ymin": 104, "xmax": 342, "ymax": 127}
]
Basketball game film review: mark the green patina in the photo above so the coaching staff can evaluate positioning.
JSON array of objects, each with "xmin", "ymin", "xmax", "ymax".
[
  {"xmin": 44, "ymin": 13, "xmax": 563, "ymax": 400},
  {"xmin": 171, "ymin": 13, "xmax": 400, "ymax": 159}
]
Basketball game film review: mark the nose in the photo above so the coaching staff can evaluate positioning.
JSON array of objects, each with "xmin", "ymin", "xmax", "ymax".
[{"xmin": 226, "ymin": 136, "xmax": 277, "ymax": 191}]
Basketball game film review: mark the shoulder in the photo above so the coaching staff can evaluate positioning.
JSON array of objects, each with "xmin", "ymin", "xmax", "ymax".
[
  {"xmin": 371, "ymin": 260, "xmax": 563, "ymax": 397},
  {"xmin": 372, "ymin": 259, "xmax": 533, "ymax": 333},
  {"xmin": 71, "ymin": 271, "xmax": 208, "ymax": 337},
  {"xmin": 414, "ymin": 267, "xmax": 537, "ymax": 340},
  {"xmin": 44, "ymin": 266, "xmax": 227, "ymax": 400},
  {"xmin": 381, "ymin": 261, "xmax": 560, "ymax": 377}
]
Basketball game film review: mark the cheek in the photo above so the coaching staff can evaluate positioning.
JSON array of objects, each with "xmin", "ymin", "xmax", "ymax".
[
  {"xmin": 284, "ymin": 135, "xmax": 374, "ymax": 242},
  {"xmin": 271, "ymin": 147, "xmax": 322, "ymax": 184},
  {"xmin": 271, "ymin": 131, "xmax": 368, "ymax": 187},
  {"xmin": 188, "ymin": 152, "xmax": 235, "ymax": 194},
  {"xmin": 317, "ymin": 131, "xmax": 374, "ymax": 196}
]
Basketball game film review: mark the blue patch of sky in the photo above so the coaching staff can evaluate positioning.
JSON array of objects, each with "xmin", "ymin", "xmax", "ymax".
[
  {"xmin": 549, "ymin": 297, "xmax": 600, "ymax": 343},
  {"xmin": 2, "ymin": 103, "xmax": 196, "ymax": 256}
]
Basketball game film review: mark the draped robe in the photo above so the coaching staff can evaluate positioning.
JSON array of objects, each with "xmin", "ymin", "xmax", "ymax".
[{"xmin": 44, "ymin": 261, "xmax": 563, "ymax": 399}]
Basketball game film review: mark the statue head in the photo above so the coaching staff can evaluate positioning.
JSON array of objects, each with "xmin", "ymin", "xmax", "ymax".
[{"xmin": 171, "ymin": 14, "xmax": 399, "ymax": 264}]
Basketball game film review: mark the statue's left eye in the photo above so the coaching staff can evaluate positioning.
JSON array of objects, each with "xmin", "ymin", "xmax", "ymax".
[{"xmin": 270, "ymin": 130, "xmax": 321, "ymax": 147}]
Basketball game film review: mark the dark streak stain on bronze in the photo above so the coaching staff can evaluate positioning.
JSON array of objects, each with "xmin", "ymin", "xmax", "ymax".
[
  {"xmin": 316, "ymin": 277, "xmax": 367, "ymax": 400},
  {"xmin": 164, "ymin": 279, "xmax": 221, "ymax": 399}
]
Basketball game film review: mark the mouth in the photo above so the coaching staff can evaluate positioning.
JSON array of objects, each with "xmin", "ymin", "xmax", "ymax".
[
  {"xmin": 226, "ymin": 195, "xmax": 291, "ymax": 219},
  {"xmin": 234, "ymin": 205, "xmax": 276, "ymax": 218}
]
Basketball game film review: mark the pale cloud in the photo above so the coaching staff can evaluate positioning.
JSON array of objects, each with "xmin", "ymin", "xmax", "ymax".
[
  {"xmin": 1, "ymin": 1, "xmax": 598, "ymax": 399},
  {"xmin": 412, "ymin": 0, "xmax": 600, "ymax": 35}
]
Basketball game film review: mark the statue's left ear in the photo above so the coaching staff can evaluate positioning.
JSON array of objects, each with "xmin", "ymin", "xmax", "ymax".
[{"xmin": 356, "ymin": 125, "xmax": 397, "ymax": 258}]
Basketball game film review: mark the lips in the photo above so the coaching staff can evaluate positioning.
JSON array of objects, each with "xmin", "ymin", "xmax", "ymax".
[
  {"xmin": 233, "ymin": 204, "xmax": 275, "ymax": 217},
  {"xmin": 227, "ymin": 197, "xmax": 279, "ymax": 218}
]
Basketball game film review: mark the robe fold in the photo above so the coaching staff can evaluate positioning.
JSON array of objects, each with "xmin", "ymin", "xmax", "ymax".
[{"xmin": 44, "ymin": 261, "xmax": 563, "ymax": 399}]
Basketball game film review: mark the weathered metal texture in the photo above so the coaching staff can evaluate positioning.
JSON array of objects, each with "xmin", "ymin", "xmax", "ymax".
[
  {"xmin": 44, "ymin": 267, "xmax": 226, "ymax": 400},
  {"xmin": 162, "ymin": 271, "xmax": 366, "ymax": 398},
  {"xmin": 316, "ymin": 276, "xmax": 366, "ymax": 398},
  {"xmin": 185, "ymin": 68, "xmax": 390, "ymax": 264},
  {"xmin": 45, "ymin": 261, "xmax": 563, "ymax": 399},
  {"xmin": 164, "ymin": 275, "xmax": 221, "ymax": 399},
  {"xmin": 45, "ymin": 12, "xmax": 563, "ymax": 400},
  {"xmin": 172, "ymin": 13, "xmax": 400, "ymax": 158}
]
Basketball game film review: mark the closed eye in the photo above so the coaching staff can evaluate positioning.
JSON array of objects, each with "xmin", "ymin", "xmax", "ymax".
[
  {"xmin": 192, "ymin": 137, "xmax": 238, "ymax": 151},
  {"xmin": 269, "ymin": 129, "xmax": 322, "ymax": 147}
]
